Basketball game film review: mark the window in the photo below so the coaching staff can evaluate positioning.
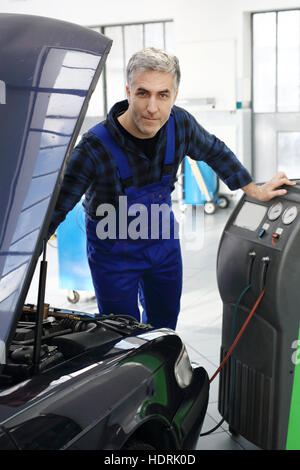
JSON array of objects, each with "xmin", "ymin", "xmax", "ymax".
[
  {"xmin": 253, "ymin": 9, "xmax": 300, "ymax": 113},
  {"xmin": 277, "ymin": 11, "xmax": 300, "ymax": 112},
  {"xmin": 252, "ymin": 12, "xmax": 276, "ymax": 112}
]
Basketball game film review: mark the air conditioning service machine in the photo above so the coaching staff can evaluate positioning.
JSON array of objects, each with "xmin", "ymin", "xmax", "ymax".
[{"xmin": 216, "ymin": 181, "xmax": 300, "ymax": 450}]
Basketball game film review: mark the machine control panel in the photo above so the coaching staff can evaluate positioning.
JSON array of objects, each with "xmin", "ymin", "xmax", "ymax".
[{"xmin": 231, "ymin": 185, "xmax": 300, "ymax": 250}]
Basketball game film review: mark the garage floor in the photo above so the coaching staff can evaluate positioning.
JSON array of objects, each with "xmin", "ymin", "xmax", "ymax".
[{"xmin": 26, "ymin": 192, "xmax": 260, "ymax": 451}]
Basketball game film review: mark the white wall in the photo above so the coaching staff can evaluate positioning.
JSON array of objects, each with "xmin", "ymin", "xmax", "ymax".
[
  {"xmin": 2, "ymin": 0, "xmax": 300, "ymax": 183},
  {"xmin": 0, "ymin": 0, "xmax": 177, "ymax": 25}
]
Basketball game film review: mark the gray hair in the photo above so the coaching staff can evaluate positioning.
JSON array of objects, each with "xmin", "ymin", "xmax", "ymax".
[{"xmin": 126, "ymin": 47, "xmax": 181, "ymax": 91}]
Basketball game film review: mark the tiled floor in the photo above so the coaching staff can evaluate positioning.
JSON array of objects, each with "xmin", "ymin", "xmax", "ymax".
[{"xmin": 26, "ymin": 192, "xmax": 260, "ymax": 450}]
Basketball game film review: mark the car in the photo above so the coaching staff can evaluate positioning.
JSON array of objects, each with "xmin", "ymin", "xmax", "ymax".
[{"xmin": 0, "ymin": 13, "xmax": 209, "ymax": 451}]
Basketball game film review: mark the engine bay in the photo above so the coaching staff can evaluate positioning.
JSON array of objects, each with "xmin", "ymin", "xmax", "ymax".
[{"xmin": 0, "ymin": 304, "xmax": 152, "ymax": 388}]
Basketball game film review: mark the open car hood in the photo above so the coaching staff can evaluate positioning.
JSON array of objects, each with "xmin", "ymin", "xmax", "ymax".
[{"xmin": 0, "ymin": 14, "xmax": 112, "ymax": 361}]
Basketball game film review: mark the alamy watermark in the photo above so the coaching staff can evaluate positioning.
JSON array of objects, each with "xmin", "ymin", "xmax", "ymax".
[
  {"xmin": 0, "ymin": 80, "xmax": 6, "ymax": 105},
  {"xmin": 95, "ymin": 196, "xmax": 204, "ymax": 251},
  {"xmin": 291, "ymin": 340, "xmax": 300, "ymax": 365}
]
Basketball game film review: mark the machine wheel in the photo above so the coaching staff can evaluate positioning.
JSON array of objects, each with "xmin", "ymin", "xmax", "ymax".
[
  {"xmin": 217, "ymin": 195, "xmax": 229, "ymax": 209},
  {"xmin": 67, "ymin": 290, "xmax": 80, "ymax": 304},
  {"xmin": 204, "ymin": 201, "xmax": 216, "ymax": 214}
]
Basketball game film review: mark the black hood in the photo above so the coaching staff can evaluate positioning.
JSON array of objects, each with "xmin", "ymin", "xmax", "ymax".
[{"xmin": 0, "ymin": 13, "xmax": 112, "ymax": 361}]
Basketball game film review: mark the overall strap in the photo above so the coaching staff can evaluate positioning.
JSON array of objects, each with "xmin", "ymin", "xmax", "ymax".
[
  {"xmin": 164, "ymin": 113, "xmax": 175, "ymax": 165},
  {"xmin": 89, "ymin": 112, "xmax": 175, "ymax": 180},
  {"xmin": 89, "ymin": 123, "xmax": 132, "ymax": 181}
]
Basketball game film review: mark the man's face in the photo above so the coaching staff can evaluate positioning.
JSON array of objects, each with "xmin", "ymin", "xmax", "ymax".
[{"xmin": 125, "ymin": 69, "xmax": 178, "ymax": 139}]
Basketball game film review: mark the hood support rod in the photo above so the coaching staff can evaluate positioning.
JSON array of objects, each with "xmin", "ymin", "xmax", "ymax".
[{"xmin": 33, "ymin": 239, "xmax": 48, "ymax": 374}]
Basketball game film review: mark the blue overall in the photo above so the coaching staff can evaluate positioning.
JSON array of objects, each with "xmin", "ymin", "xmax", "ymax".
[{"xmin": 86, "ymin": 116, "xmax": 182, "ymax": 330}]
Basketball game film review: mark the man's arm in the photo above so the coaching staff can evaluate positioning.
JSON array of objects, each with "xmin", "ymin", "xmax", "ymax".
[
  {"xmin": 177, "ymin": 107, "xmax": 296, "ymax": 201},
  {"xmin": 242, "ymin": 172, "xmax": 296, "ymax": 202},
  {"xmin": 180, "ymin": 108, "xmax": 253, "ymax": 190}
]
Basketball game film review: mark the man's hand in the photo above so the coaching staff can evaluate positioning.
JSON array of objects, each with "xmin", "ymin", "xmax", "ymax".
[{"xmin": 242, "ymin": 172, "xmax": 296, "ymax": 202}]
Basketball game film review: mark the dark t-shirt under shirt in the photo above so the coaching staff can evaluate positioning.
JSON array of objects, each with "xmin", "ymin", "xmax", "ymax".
[{"xmin": 115, "ymin": 114, "xmax": 161, "ymax": 161}]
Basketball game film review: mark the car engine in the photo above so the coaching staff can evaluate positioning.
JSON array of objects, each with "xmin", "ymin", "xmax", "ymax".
[{"xmin": 1, "ymin": 304, "xmax": 152, "ymax": 387}]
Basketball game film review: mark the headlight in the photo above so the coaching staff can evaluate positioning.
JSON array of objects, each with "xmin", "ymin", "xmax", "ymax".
[{"xmin": 174, "ymin": 345, "xmax": 193, "ymax": 388}]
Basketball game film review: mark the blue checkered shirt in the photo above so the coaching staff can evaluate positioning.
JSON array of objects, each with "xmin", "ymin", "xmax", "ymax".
[{"xmin": 49, "ymin": 100, "xmax": 252, "ymax": 236}]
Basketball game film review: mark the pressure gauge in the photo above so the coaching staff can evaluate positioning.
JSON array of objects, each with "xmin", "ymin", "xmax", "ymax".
[
  {"xmin": 282, "ymin": 206, "xmax": 298, "ymax": 225},
  {"xmin": 267, "ymin": 202, "xmax": 283, "ymax": 221}
]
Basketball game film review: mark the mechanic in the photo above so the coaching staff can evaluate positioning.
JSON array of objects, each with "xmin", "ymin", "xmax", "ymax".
[{"xmin": 48, "ymin": 47, "xmax": 295, "ymax": 330}]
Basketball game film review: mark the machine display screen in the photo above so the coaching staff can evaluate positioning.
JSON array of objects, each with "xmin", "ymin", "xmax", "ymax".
[{"xmin": 233, "ymin": 201, "xmax": 267, "ymax": 231}]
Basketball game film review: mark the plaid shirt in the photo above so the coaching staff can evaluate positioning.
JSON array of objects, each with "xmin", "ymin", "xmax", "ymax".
[{"xmin": 49, "ymin": 100, "xmax": 252, "ymax": 235}]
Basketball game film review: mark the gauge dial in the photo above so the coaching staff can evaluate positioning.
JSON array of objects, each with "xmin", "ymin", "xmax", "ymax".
[
  {"xmin": 267, "ymin": 202, "xmax": 283, "ymax": 221},
  {"xmin": 282, "ymin": 206, "xmax": 298, "ymax": 225}
]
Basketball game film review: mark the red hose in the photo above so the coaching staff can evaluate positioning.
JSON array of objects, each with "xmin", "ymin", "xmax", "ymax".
[{"xmin": 209, "ymin": 288, "xmax": 266, "ymax": 383}]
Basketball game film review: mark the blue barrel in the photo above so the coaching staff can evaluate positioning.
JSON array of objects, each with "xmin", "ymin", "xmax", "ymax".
[
  {"xmin": 183, "ymin": 158, "xmax": 218, "ymax": 205},
  {"xmin": 56, "ymin": 199, "xmax": 94, "ymax": 291}
]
